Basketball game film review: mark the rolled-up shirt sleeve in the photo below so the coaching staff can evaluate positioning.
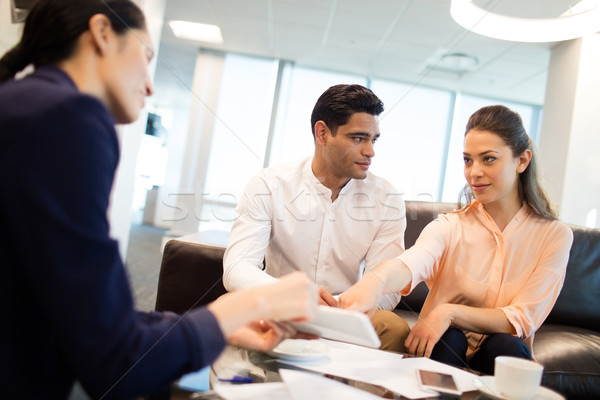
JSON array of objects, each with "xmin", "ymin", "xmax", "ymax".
[
  {"xmin": 500, "ymin": 223, "xmax": 573, "ymax": 338},
  {"xmin": 223, "ymin": 174, "xmax": 279, "ymax": 291}
]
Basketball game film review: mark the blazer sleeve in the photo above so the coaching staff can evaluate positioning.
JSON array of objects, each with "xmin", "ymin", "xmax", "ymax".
[{"xmin": 20, "ymin": 96, "xmax": 226, "ymax": 399}]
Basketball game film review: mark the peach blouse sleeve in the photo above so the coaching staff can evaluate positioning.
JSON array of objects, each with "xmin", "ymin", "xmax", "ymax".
[
  {"xmin": 500, "ymin": 222, "xmax": 573, "ymax": 338},
  {"xmin": 397, "ymin": 215, "xmax": 451, "ymax": 295}
]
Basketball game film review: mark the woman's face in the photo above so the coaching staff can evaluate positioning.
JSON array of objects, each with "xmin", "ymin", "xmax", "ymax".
[
  {"xmin": 100, "ymin": 28, "xmax": 154, "ymax": 124},
  {"xmin": 463, "ymin": 129, "xmax": 530, "ymax": 209}
]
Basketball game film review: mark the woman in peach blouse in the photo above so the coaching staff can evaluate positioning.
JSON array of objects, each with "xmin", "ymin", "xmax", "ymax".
[{"xmin": 340, "ymin": 105, "xmax": 573, "ymax": 374}]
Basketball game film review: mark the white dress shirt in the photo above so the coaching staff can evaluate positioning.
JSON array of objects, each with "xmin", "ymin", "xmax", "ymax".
[{"xmin": 223, "ymin": 157, "xmax": 406, "ymax": 310}]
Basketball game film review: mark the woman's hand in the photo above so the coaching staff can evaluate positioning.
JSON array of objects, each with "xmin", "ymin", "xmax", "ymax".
[
  {"xmin": 405, "ymin": 304, "xmax": 452, "ymax": 358},
  {"xmin": 254, "ymin": 271, "xmax": 319, "ymax": 322},
  {"xmin": 404, "ymin": 303, "xmax": 517, "ymax": 358},
  {"xmin": 338, "ymin": 273, "xmax": 383, "ymax": 317},
  {"xmin": 318, "ymin": 287, "xmax": 338, "ymax": 307},
  {"xmin": 208, "ymin": 271, "xmax": 319, "ymax": 344},
  {"xmin": 340, "ymin": 258, "xmax": 412, "ymax": 317},
  {"xmin": 228, "ymin": 320, "xmax": 294, "ymax": 352}
]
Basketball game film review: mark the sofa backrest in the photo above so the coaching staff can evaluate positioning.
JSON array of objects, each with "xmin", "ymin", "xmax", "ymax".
[
  {"xmin": 155, "ymin": 201, "xmax": 600, "ymax": 333},
  {"xmin": 544, "ymin": 225, "xmax": 600, "ymax": 331},
  {"xmin": 154, "ymin": 201, "xmax": 457, "ymax": 314},
  {"xmin": 404, "ymin": 201, "xmax": 458, "ymax": 248}
]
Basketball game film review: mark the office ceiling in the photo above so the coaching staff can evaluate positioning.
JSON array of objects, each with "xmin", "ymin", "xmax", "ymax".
[{"xmin": 160, "ymin": 0, "xmax": 587, "ymax": 105}]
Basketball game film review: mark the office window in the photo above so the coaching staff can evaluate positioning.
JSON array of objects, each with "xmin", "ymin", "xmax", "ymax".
[
  {"xmin": 198, "ymin": 54, "xmax": 279, "ymax": 231},
  {"xmin": 203, "ymin": 54, "xmax": 279, "ymax": 203},
  {"xmin": 369, "ymin": 79, "xmax": 453, "ymax": 201},
  {"xmin": 167, "ymin": 51, "xmax": 544, "ymax": 233},
  {"xmin": 441, "ymin": 95, "xmax": 538, "ymax": 203},
  {"xmin": 197, "ymin": 202, "xmax": 238, "ymax": 232},
  {"xmin": 268, "ymin": 66, "xmax": 366, "ymax": 166}
]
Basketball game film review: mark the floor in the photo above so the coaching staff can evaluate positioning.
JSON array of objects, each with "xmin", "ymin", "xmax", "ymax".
[{"xmin": 124, "ymin": 222, "xmax": 171, "ymax": 312}]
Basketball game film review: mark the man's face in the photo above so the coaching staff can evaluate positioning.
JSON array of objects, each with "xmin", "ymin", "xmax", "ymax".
[{"xmin": 321, "ymin": 112, "xmax": 380, "ymax": 182}]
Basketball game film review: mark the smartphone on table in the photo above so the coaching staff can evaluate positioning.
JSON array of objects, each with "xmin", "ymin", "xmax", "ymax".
[{"xmin": 416, "ymin": 369, "xmax": 462, "ymax": 397}]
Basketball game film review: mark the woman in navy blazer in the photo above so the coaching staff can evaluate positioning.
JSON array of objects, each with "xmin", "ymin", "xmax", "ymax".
[{"xmin": 0, "ymin": 1, "xmax": 317, "ymax": 399}]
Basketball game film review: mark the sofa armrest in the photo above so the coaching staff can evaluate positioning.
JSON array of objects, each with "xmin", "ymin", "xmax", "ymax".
[{"xmin": 155, "ymin": 239, "xmax": 227, "ymax": 314}]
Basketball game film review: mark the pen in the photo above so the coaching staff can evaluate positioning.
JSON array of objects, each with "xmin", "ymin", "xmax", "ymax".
[{"xmin": 217, "ymin": 375, "xmax": 253, "ymax": 383}]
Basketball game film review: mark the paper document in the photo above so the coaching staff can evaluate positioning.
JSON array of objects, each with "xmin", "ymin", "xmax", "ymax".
[
  {"xmin": 214, "ymin": 370, "xmax": 387, "ymax": 400},
  {"xmin": 279, "ymin": 339, "xmax": 477, "ymax": 399},
  {"xmin": 280, "ymin": 369, "xmax": 384, "ymax": 400},
  {"xmin": 214, "ymin": 382, "xmax": 291, "ymax": 400}
]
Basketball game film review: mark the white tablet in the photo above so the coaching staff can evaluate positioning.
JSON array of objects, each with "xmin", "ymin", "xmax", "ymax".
[{"xmin": 291, "ymin": 306, "xmax": 381, "ymax": 348}]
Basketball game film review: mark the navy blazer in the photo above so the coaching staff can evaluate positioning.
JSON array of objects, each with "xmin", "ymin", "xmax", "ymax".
[{"xmin": 0, "ymin": 66, "xmax": 225, "ymax": 399}]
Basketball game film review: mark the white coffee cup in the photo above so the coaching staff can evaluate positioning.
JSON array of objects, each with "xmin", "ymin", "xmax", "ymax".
[{"xmin": 494, "ymin": 356, "xmax": 544, "ymax": 400}]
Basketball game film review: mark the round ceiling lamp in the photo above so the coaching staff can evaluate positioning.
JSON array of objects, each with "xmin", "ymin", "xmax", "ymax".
[{"xmin": 450, "ymin": 0, "xmax": 600, "ymax": 42}]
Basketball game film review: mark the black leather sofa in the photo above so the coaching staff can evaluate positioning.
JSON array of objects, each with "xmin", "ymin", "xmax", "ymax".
[{"xmin": 155, "ymin": 201, "xmax": 600, "ymax": 399}]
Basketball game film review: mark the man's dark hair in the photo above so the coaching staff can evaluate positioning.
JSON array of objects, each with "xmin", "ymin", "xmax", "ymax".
[{"xmin": 310, "ymin": 84, "xmax": 384, "ymax": 138}]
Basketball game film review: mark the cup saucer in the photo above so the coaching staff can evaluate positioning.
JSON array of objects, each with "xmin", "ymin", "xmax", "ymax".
[
  {"xmin": 268, "ymin": 339, "xmax": 329, "ymax": 362},
  {"xmin": 473, "ymin": 376, "xmax": 565, "ymax": 400}
]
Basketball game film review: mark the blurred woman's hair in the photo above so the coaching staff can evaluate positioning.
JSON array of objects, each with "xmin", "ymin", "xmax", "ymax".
[{"xmin": 0, "ymin": 0, "xmax": 145, "ymax": 83}]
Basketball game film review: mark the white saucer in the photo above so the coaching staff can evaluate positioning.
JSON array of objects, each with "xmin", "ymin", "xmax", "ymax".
[
  {"xmin": 473, "ymin": 376, "xmax": 565, "ymax": 400},
  {"xmin": 268, "ymin": 339, "xmax": 329, "ymax": 362}
]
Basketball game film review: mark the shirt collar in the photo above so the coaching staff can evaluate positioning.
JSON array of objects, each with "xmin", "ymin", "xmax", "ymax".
[
  {"xmin": 304, "ymin": 157, "xmax": 355, "ymax": 197},
  {"xmin": 467, "ymin": 199, "xmax": 532, "ymax": 233},
  {"xmin": 304, "ymin": 157, "xmax": 329, "ymax": 195},
  {"xmin": 464, "ymin": 199, "xmax": 482, "ymax": 213}
]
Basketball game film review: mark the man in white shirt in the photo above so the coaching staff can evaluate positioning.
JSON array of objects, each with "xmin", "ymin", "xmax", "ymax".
[{"xmin": 223, "ymin": 84, "xmax": 409, "ymax": 351}]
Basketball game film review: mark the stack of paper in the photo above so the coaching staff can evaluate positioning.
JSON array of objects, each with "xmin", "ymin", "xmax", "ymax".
[{"xmin": 214, "ymin": 339, "xmax": 478, "ymax": 399}]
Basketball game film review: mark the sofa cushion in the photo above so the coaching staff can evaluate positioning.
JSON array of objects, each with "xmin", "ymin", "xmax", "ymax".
[
  {"xmin": 535, "ymin": 324, "xmax": 600, "ymax": 400},
  {"xmin": 534, "ymin": 324, "xmax": 600, "ymax": 373}
]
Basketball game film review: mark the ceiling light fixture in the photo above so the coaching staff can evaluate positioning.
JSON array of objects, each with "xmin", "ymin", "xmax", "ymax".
[
  {"xmin": 419, "ymin": 49, "xmax": 479, "ymax": 75},
  {"xmin": 168, "ymin": 20, "xmax": 224, "ymax": 44},
  {"xmin": 437, "ymin": 52, "xmax": 479, "ymax": 73},
  {"xmin": 450, "ymin": 0, "xmax": 600, "ymax": 42}
]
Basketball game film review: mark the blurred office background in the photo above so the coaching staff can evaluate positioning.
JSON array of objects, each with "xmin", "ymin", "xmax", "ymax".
[
  {"xmin": 1, "ymin": 5, "xmax": 598, "ymax": 397},
  {"xmin": 2, "ymin": 0, "xmax": 599, "ymax": 263},
  {"xmin": 144, "ymin": 1, "xmax": 598, "ymax": 241}
]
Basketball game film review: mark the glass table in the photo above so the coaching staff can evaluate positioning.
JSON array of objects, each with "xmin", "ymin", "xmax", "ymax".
[{"xmin": 168, "ymin": 345, "xmax": 485, "ymax": 400}]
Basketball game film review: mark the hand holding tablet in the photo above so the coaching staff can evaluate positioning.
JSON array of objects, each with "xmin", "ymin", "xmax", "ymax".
[{"xmin": 290, "ymin": 306, "xmax": 381, "ymax": 348}]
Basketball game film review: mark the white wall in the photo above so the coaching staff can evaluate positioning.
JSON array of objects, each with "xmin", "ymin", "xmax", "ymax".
[
  {"xmin": 559, "ymin": 34, "xmax": 600, "ymax": 227},
  {"xmin": 108, "ymin": 0, "xmax": 167, "ymax": 259},
  {"xmin": 539, "ymin": 33, "xmax": 600, "ymax": 228},
  {"xmin": 0, "ymin": 0, "xmax": 21, "ymax": 55}
]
